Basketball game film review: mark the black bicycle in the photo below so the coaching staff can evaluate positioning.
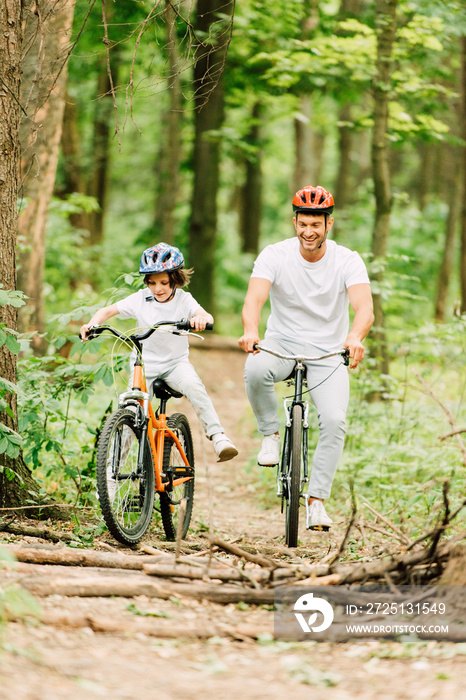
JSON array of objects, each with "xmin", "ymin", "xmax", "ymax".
[{"xmin": 253, "ymin": 343, "xmax": 349, "ymax": 547}]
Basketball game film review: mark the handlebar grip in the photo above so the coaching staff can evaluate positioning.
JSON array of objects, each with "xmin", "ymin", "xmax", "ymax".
[
  {"xmin": 176, "ymin": 319, "xmax": 213, "ymax": 331},
  {"xmin": 342, "ymin": 348, "xmax": 350, "ymax": 366},
  {"xmin": 252, "ymin": 342, "xmax": 259, "ymax": 351}
]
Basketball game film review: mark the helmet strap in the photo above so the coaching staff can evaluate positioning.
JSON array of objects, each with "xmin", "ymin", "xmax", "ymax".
[{"xmin": 153, "ymin": 287, "xmax": 176, "ymax": 303}]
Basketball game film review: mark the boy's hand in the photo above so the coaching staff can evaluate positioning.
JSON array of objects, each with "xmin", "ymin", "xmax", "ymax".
[{"xmin": 190, "ymin": 314, "xmax": 213, "ymax": 332}]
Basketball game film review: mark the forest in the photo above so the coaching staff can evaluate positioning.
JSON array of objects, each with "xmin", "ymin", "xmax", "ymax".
[{"xmin": 0, "ymin": 0, "xmax": 465, "ymax": 556}]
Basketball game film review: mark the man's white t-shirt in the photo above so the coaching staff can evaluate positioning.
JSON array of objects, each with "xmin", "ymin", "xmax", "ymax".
[
  {"xmin": 251, "ymin": 238, "xmax": 370, "ymax": 351},
  {"xmin": 117, "ymin": 288, "xmax": 199, "ymax": 375}
]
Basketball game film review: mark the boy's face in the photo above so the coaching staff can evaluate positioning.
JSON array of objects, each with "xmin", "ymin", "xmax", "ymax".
[{"xmin": 146, "ymin": 272, "xmax": 173, "ymax": 302}]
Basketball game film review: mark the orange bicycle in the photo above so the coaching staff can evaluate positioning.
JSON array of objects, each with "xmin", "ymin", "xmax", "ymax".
[{"xmin": 85, "ymin": 319, "xmax": 209, "ymax": 545}]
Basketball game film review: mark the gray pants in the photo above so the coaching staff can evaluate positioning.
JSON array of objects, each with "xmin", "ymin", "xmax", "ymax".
[
  {"xmin": 136, "ymin": 360, "xmax": 224, "ymax": 438},
  {"xmin": 244, "ymin": 335, "xmax": 349, "ymax": 500}
]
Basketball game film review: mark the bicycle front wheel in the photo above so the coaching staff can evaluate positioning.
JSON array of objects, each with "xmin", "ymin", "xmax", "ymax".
[
  {"xmin": 96, "ymin": 408, "xmax": 155, "ymax": 545},
  {"xmin": 285, "ymin": 403, "xmax": 303, "ymax": 548},
  {"xmin": 160, "ymin": 413, "xmax": 195, "ymax": 541}
]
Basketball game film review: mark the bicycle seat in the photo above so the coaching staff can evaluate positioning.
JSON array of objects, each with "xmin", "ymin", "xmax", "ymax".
[{"xmin": 151, "ymin": 378, "xmax": 183, "ymax": 400}]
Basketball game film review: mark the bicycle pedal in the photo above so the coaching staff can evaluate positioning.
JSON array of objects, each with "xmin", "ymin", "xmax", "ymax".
[{"xmin": 308, "ymin": 525, "xmax": 330, "ymax": 532}]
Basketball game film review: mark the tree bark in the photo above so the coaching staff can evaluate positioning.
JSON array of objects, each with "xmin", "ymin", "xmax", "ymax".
[
  {"xmin": 434, "ymin": 146, "xmax": 462, "ymax": 321},
  {"xmin": 239, "ymin": 101, "xmax": 262, "ymax": 254},
  {"xmin": 460, "ymin": 37, "xmax": 466, "ymax": 315},
  {"xmin": 86, "ymin": 30, "xmax": 120, "ymax": 246},
  {"xmin": 0, "ymin": 0, "xmax": 52, "ymax": 511},
  {"xmin": 17, "ymin": 0, "xmax": 76, "ymax": 353},
  {"xmin": 187, "ymin": 0, "xmax": 235, "ymax": 311},
  {"xmin": 370, "ymin": 0, "xmax": 398, "ymax": 377},
  {"xmin": 153, "ymin": 1, "xmax": 183, "ymax": 245}
]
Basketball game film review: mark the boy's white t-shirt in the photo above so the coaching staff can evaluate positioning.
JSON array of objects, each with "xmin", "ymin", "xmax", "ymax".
[
  {"xmin": 251, "ymin": 238, "xmax": 370, "ymax": 351},
  {"xmin": 116, "ymin": 288, "xmax": 200, "ymax": 375}
]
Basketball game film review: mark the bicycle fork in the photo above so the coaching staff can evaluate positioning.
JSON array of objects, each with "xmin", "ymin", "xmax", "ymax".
[{"xmin": 277, "ymin": 399, "xmax": 310, "ymax": 502}]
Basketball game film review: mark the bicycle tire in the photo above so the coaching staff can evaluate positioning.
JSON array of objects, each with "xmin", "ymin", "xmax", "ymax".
[
  {"xmin": 96, "ymin": 408, "xmax": 155, "ymax": 545},
  {"xmin": 285, "ymin": 403, "xmax": 303, "ymax": 547},
  {"xmin": 159, "ymin": 413, "xmax": 195, "ymax": 541}
]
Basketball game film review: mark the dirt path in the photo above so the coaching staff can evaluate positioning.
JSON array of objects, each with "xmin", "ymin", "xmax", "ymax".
[{"xmin": 1, "ymin": 345, "xmax": 466, "ymax": 699}]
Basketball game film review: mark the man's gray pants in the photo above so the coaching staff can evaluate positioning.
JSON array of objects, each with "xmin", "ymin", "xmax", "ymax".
[{"xmin": 244, "ymin": 334, "xmax": 349, "ymax": 500}]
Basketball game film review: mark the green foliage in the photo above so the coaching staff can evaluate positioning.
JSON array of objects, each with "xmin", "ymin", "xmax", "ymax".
[{"xmin": 0, "ymin": 549, "xmax": 40, "ymax": 629}]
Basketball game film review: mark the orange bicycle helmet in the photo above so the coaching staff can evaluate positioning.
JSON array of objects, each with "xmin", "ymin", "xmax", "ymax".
[{"xmin": 292, "ymin": 185, "xmax": 335, "ymax": 215}]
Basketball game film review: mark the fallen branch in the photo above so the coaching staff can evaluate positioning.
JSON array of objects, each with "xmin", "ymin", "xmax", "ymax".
[
  {"xmin": 439, "ymin": 426, "xmax": 466, "ymax": 440},
  {"xmin": 209, "ymin": 536, "xmax": 278, "ymax": 570},
  {"xmin": 19, "ymin": 574, "xmax": 276, "ymax": 605},
  {"xmin": 413, "ymin": 370, "xmax": 466, "ymax": 467},
  {"xmin": 363, "ymin": 502, "xmax": 410, "ymax": 545},
  {"xmin": 143, "ymin": 562, "xmax": 271, "ymax": 584}
]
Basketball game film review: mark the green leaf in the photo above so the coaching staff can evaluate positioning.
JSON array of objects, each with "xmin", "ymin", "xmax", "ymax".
[{"xmin": 5, "ymin": 334, "xmax": 21, "ymax": 355}]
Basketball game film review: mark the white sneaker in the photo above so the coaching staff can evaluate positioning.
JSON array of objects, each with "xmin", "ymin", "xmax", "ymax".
[
  {"xmin": 306, "ymin": 499, "xmax": 332, "ymax": 531},
  {"xmin": 257, "ymin": 434, "xmax": 281, "ymax": 466},
  {"xmin": 212, "ymin": 433, "xmax": 238, "ymax": 462}
]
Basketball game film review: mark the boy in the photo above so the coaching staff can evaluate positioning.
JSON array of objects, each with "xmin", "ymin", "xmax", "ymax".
[{"xmin": 81, "ymin": 242, "xmax": 238, "ymax": 462}]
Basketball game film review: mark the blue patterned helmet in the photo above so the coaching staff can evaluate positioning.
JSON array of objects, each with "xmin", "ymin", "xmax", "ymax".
[{"xmin": 139, "ymin": 243, "xmax": 184, "ymax": 275}]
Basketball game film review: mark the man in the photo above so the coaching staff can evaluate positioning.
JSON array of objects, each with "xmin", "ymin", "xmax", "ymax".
[{"xmin": 238, "ymin": 185, "xmax": 374, "ymax": 530}]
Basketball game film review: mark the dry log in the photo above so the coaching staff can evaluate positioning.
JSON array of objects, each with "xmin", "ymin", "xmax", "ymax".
[
  {"xmin": 0, "ymin": 523, "xmax": 76, "ymax": 543},
  {"xmin": 19, "ymin": 574, "xmax": 276, "ymax": 605},
  {"xmin": 143, "ymin": 562, "xmax": 271, "ymax": 583},
  {"xmin": 11, "ymin": 609, "xmax": 272, "ymax": 640},
  {"xmin": 0, "ymin": 544, "xmax": 154, "ymax": 570}
]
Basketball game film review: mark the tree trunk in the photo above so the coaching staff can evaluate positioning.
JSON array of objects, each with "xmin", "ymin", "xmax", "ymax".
[
  {"xmin": 434, "ymin": 146, "xmax": 462, "ymax": 322},
  {"xmin": 17, "ymin": 0, "xmax": 76, "ymax": 353},
  {"xmin": 86, "ymin": 40, "xmax": 120, "ymax": 246},
  {"xmin": 333, "ymin": 0, "xmax": 362, "ymax": 218},
  {"xmin": 187, "ymin": 0, "xmax": 235, "ymax": 311},
  {"xmin": 370, "ymin": 0, "xmax": 398, "ymax": 377},
  {"xmin": 153, "ymin": 1, "xmax": 183, "ymax": 245},
  {"xmin": 293, "ymin": 0, "xmax": 319, "ymax": 193},
  {"xmin": 239, "ymin": 102, "xmax": 263, "ymax": 254},
  {"xmin": 293, "ymin": 97, "xmax": 315, "ymax": 192},
  {"xmin": 460, "ymin": 37, "xmax": 466, "ymax": 316},
  {"xmin": 0, "ymin": 0, "xmax": 50, "ymax": 511},
  {"xmin": 59, "ymin": 90, "xmax": 89, "ymax": 233}
]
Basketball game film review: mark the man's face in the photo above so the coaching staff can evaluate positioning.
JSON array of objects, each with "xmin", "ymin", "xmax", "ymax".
[{"xmin": 293, "ymin": 212, "xmax": 333, "ymax": 257}]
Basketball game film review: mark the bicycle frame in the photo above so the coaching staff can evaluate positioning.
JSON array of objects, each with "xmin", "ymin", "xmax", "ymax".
[
  {"xmin": 128, "ymin": 360, "xmax": 191, "ymax": 494},
  {"xmin": 278, "ymin": 359, "xmax": 309, "ymax": 504},
  {"xmin": 85, "ymin": 319, "xmax": 201, "ymax": 497}
]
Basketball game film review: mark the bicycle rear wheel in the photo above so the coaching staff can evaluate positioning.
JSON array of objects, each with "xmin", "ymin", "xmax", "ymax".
[
  {"xmin": 96, "ymin": 408, "xmax": 155, "ymax": 545},
  {"xmin": 285, "ymin": 403, "xmax": 303, "ymax": 547},
  {"xmin": 160, "ymin": 413, "xmax": 195, "ymax": 541}
]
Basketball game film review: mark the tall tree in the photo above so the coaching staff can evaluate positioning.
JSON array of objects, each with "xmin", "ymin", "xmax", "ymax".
[
  {"xmin": 188, "ymin": 0, "xmax": 235, "ymax": 311},
  {"xmin": 0, "ymin": 0, "xmax": 47, "ymax": 510},
  {"xmin": 370, "ymin": 0, "xmax": 398, "ymax": 376},
  {"xmin": 292, "ymin": 0, "xmax": 319, "ymax": 193},
  {"xmin": 17, "ymin": 0, "xmax": 76, "ymax": 352},
  {"xmin": 239, "ymin": 101, "xmax": 263, "ymax": 254},
  {"xmin": 461, "ymin": 36, "xmax": 466, "ymax": 315},
  {"xmin": 153, "ymin": 1, "xmax": 183, "ymax": 244}
]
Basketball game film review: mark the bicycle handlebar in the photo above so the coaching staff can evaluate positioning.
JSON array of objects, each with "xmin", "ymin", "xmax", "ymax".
[
  {"xmin": 253, "ymin": 342, "xmax": 350, "ymax": 366},
  {"xmin": 81, "ymin": 319, "xmax": 213, "ymax": 350}
]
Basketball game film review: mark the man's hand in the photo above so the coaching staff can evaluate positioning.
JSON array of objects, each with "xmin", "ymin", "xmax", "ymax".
[
  {"xmin": 344, "ymin": 333, "xmax": 365, "ymax": 369},
  {"xmin": 79, "ymin": 323, "xmax": 93, "ymax": 341},
  {"xmin": 238, "ymin": 333, "xmax": 260, "ymax": 354}
]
